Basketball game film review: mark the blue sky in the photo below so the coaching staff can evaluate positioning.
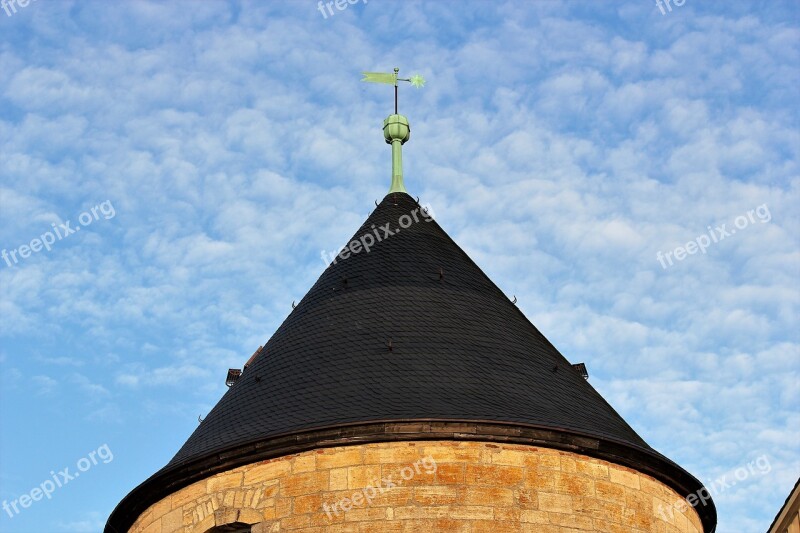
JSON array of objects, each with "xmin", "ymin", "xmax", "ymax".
[{"xmin": 0, "ymin": 1, "xmax": 798, "ymax": 532}]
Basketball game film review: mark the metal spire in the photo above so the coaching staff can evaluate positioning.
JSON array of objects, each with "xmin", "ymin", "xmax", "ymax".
[{"xmin": 361, "ymin": 67, "xmax": 425, "ymax": 194}]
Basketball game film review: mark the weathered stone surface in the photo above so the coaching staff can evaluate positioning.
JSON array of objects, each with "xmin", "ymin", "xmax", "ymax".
[{"xmin": 127, "ymin": 441, "xmax": 703, "ymax": 533}]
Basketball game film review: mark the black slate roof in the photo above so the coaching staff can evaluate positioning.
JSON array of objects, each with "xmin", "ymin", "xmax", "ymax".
[{"xmin": 167, "ymin": 192, "xmax": 651, "ymax": 466}]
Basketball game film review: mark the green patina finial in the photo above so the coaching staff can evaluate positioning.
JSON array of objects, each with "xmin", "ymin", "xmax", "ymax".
[
  {"xmin": 383, "ymin": 114, "xmax": 410, "ymax": 193},
  {"xmin": 361, "ymin": 67, "xmax": 425, "ymax": 194}
]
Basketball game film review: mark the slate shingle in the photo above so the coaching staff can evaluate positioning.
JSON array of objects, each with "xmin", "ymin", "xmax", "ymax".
[{"xmin": 166, "ymin": 192, "xmax": 652, "ymax": 467}]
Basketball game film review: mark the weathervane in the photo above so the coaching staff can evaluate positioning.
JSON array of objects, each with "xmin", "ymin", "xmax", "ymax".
[
  {"xmin": 361, "ymin": 67, "xmax": 425, "ymax": 114},
  {"xmin": 361, "ymin": 68, "xmax": 425, "ymax": 194}
]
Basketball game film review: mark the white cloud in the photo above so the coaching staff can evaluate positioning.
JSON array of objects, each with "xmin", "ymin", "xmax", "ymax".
[
  {"xmin": 32, "ymin": 375, "xmax": 58, "ymax": 396},
  {"xmin": 0, "ymin": 1, "xmax": 797, "ymax": 531}
]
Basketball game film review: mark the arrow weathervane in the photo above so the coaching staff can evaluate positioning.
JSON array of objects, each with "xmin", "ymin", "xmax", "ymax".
[{"xmin": 362, "ymin": 67, "xmax": 425, "ymax": 114}]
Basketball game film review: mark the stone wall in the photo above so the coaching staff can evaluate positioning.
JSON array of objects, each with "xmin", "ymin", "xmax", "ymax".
[{"xmin": 128, "ymin": 440, "xmax": 703, "ymax": 533}]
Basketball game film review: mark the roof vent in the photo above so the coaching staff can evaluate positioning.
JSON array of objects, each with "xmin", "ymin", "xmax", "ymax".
[
  {"xmin": 572, "ymin": 363, "xmax": 589, "ymax": 380},
  {"xmin": 225, "ymin": 368, "xmax": 242, "ymax": 387}
]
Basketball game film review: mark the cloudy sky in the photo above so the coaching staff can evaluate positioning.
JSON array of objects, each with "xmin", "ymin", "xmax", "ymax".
[{"xmin": 0, "ymin": 1, "xmax": 798, "ymax": 532}]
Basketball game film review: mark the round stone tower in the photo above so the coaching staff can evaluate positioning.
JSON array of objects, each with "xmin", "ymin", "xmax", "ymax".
[{"xmin": 106, "ymin": 107, "xmax": 716, "ymax": 533}]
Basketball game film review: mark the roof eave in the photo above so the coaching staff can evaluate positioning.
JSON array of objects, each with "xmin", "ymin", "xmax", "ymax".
[{"xmin": 106, "ymin": 419, "xmax": 716, "ymax": 533}]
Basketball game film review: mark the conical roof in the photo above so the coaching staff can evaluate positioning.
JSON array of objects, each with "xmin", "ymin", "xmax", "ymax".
[
  {"xmin": 107, "ymin": 191, "xmax": 716, "ymax": 532},
  {"xmin": 171, "ymin": 192, "xmax": 648, "ymax": 463}
]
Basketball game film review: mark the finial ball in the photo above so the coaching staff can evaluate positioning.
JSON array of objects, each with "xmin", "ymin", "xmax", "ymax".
[{"xmin": 383, "ymin": 114, "xmax": 410, "ymax": 145}]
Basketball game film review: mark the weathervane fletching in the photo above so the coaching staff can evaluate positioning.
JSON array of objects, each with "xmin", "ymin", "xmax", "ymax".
[{"xmin": 361, "ymin": 71, "xmax": 398, "ymax": 85}]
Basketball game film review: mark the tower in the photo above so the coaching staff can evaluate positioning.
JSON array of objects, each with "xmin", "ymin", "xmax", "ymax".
[{"xmin": 106, "ymin": 73, "xmax": 716, "ymax": 533}]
